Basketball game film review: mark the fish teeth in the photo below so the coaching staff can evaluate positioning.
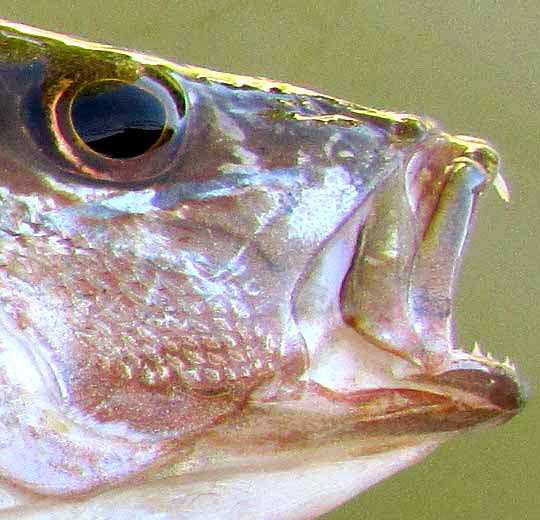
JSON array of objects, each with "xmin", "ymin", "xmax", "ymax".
[
  {"xmin": 470, "ymin": 343, "xmax": 516, "ymax": 372},
  {"xmin": 493, "ymin": 172, "xmax": 511, "ymax": 202},
  {"xmin": 503, "ymin": 356, "xmax": 516, "ymax": 371},
  {"xmin": 472, "ymin": 342, "xmax": 484, "ymax": 357}
]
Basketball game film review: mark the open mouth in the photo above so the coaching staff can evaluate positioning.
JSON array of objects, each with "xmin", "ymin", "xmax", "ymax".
[{"xmin": 294, "ymin": 132, "xmax": 525, "ymax": 436}]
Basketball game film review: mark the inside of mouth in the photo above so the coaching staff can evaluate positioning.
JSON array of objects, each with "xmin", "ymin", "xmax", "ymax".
[{"xmin": 340, "ymin": 138, "xmax": 492, "ymax": 370}]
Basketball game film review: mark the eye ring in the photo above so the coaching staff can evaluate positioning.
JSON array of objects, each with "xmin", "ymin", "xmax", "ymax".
[{"xmin": 50, "ymin": 72, "xmax": 187, "ymax": 183}]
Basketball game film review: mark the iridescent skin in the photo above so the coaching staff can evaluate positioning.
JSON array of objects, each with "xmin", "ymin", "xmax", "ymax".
[{"xmin": 0, "ymin": 20, "xmax": 524, "ymax": 519}]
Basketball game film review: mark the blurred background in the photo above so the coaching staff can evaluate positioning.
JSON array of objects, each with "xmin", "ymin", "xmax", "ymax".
[{"xmin": 0, "ymin": 1, "xmax": 537, "ymax": 518}]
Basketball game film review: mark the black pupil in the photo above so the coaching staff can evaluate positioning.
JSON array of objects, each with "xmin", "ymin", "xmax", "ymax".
[{"xmin": 71, "ymin": 81, "xmax": 167, "ymax": 159}]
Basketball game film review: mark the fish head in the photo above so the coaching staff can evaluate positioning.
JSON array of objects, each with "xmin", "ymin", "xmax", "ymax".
[{"xmin": 0, "ymin": 19, "xmax": 525, "ymax": 519}]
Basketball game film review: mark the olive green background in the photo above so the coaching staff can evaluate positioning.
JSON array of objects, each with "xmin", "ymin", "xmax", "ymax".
[{"xmin": 0, "ymin": 1, "xmax": 537, "ymax": 519}]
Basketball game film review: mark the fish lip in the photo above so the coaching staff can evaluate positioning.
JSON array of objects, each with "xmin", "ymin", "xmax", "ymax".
[
  {"xmin": 385, "ymin": 350, "xmax": 527, "ymax": 433},
  {"xmin": 426, "ymin": 349, "xmax": 527, "ymax": 411},
  {"xmin": 407, "ymin": 365, "xmax": 526, "ymax": 416},
  {"xmin": 309, "ymin": 355, "xmax": 525, "ymax": 435}
]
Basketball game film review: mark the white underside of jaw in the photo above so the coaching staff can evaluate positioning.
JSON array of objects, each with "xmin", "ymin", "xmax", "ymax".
[{"xmin": 0, "ymin": 440, "xmax": 440, "ymax": 520}]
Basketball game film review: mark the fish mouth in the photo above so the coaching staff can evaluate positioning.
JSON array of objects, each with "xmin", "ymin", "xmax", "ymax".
[{"xmin": 294, "ymin": 133, "xmax": 525, "ymax": 437}]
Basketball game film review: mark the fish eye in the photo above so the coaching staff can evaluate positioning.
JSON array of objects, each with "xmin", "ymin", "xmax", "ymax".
[
  {"xmin": 49, "ymin": 73, "xmax": 187, "ymax": 183},
  {"xmin": 70, "ymin": 80, "xmax": 168, "ymax": 159}
]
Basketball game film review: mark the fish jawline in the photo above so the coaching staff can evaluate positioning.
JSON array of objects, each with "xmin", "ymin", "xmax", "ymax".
[{"xmin": 1, "ymin": 441, "xmax": 440, "ymax": 519}]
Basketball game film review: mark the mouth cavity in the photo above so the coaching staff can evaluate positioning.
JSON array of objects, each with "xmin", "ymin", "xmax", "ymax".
[
  {"xmin": 293, "ymin": 131, "xmax": 523, "ymax": 439},
  {"xmin": 336, "ymin": 135, "xmax": 525, "ymax": 426}
]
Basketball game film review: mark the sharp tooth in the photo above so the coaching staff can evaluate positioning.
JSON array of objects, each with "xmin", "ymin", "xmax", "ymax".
[
  {"xmin": 503, "ymin": 356, "xmax": 516, "ymax": 371},
  {"xmin": 493, "ymin": 172, "xmax": 511, "ymax": 203},
  {"xmin": 472, "ymin": 342, "xmax": 484, "ymax": 357}
]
